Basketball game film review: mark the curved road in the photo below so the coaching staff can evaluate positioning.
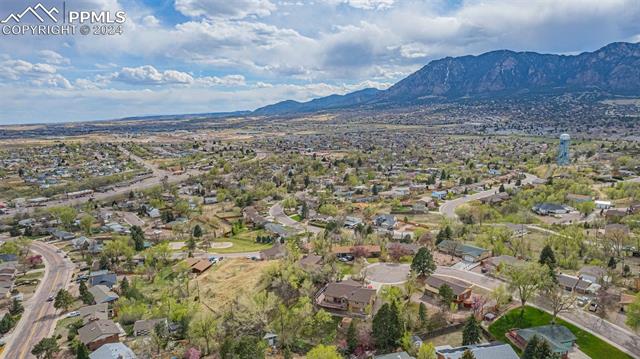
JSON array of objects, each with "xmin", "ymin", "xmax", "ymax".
[
  {"xmin": 439, "ymin": 173, "xmax": 540, "ymax": 219},
  {"xmin": 268, "ymin": 202, "xmax": 323, "ymax": 234},
  {"xmin": 2, "ymin": 241, "xmax": 74, "ymax": 359}
]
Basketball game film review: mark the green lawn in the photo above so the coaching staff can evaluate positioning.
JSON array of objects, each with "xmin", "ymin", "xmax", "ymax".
[
  {"xmin": 209, "ymin": 229, "xmax": 272, "ymax": 253},
  {"xmin": 488, "ymin": 306, "xmax": 633, "ymax": 359},
  {"xmin": 289, "ymin": 214, "xmax": 302, "ymax": 222}
]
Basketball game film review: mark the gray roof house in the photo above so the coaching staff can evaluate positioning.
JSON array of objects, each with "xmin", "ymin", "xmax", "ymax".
[
  {"xmin": 88, "ymin": 285, "xmax": 120, "ymax": 304},
  {"xmin": 437, "ymin": 240, "xmax": 491, "ymax": 262},
  {"xmin": 133, "ymin": 318, "xmax": 167, "ymax": 337},
  {"xmin": 436, "ymin": 342, "xmax": 519, "ymax": 359},
  {"xmin": 88, "ymin": 270, "xmax": 117, "ymax": 288},
  {"xmin": 78, "ymin": 303, "xmax": 109, "ymax": 324},
  {"xmin": 89, "ymin": 343, "xmax": 136, "ymax": 359}
]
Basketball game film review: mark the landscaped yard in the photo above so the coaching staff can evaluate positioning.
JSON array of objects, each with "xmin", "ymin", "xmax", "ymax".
[
  {"xmin": 488, "ymin": 306, "xmax": 633, "ymax": 359},
  {"xmin": 289, "ymin": 214, "xmax": 302, "ymax": 222},
  {"xmin": 209, "ymin": 229, "xmax": 272, "ymax": 253}
]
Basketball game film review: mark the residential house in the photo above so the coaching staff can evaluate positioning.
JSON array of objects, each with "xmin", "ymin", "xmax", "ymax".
[
  {"xmin": 532, "ymin": 203, "xmax": 571, "ymax": 216},
  {"xmin": 374, "ymin": 214, "xmax": 397, "ymax": 230},
  {"xmin": 78, "ymin": 319, "xmax": 123, "ymax": 351},
  {"xmin": 424, "ymin": 275, "xmax": 472, "ymax": 305},
  {"xmin": 578, "ymin": 266, "xmax": 609, "ymax": 285},
  {"xmin": 432, "ymin": 191, "xmax": 447, "ymax": 200},
  {"xmin": 243, "ymin": 207, "xmax": 267, "ymax": 227},
  {"xmin": 507, "ymin": 325, "xmax": 576, "ymax": 358},
  {"xmin": 435, "ymin": 342, "xmax": 519, "ymax": 359},
  {"xmin": 78, "ymin": 303, "xmax": 109, "ymax": 324},
  {"xmin": 88, "ymin": 285, "xmax": 120, "ymax": 304},
  {"xmin": 387, "ymin": 242, "xmax": 421, "ymax": 255},
  {"xmin": 298, "ymin": 254, "xmax": 323, "ymax": 271},
  {"xmin": 51, "ymin": 229, "xmax": 75, "ymax": 241},
  {"xmin": 557, "ymin": 273, "xmax": 597, "ymax": 294},
  {"xmin": 331, "ymin": 245, "xmax": 381, "ymax": 257},
  {"xmin": 260, "ymin": 243, "xmax": 286, "ymax": 260},
  {"xmin": 595, "ymin": 200, "xmax": 612, "ymax": 210},
  {"xmin": 479, "ymin": 192, "xmax": 510, "ymax": 205},
  {"xmin": 133, "ymin": 318, "xmax": 168, "ymax": 337},
  {"xmin": 316, "ymin": 280, "xmax": 377, "ymax": 315},
  {"xmin": 481, "ymin": 255, "xmax": 524, "ymax": 276},
  {"xmin": 89, "ymin": 343, "xmax": 137, "ymax": 359},
  {"xmin": 344, "ymin": 216, "xmax": 363, "ymax": 229},
  {"xmin": 605, "ymin": 209, "xmax": 627, "ymax": 221},
  {"xmin": 437, "ymin": 240, "xmax": 491, "ymax": 263},
  {"xmin": 373, "ymin": 352, "xmax": 414, "ymax": 359},
  {"xmin": 88, "ymin": 270, "xmax": 117, "ymax": 288},
  {"xmin": 184, "ymin": 258, "xmax": 213, "ymax": 274}
]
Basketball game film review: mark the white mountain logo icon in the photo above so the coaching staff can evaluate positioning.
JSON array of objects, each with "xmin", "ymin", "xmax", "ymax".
[{"xmin": 1, "ymin": 3, "xmax": 59, "ymax": 23}]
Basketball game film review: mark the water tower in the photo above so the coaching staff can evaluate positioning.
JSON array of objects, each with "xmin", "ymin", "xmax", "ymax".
[{"xmin": 557, "ymin": 133, "xmax": 570, "ymax": 166}]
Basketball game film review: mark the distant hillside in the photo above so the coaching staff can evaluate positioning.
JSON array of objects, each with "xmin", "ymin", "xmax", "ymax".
[
  {"xmin": 253, "ymin": 88, "xmax": 381, "ymax": 116},
  {"xmin": 254, "ymin": 42, "xmax": 640, "ymax": 114}
]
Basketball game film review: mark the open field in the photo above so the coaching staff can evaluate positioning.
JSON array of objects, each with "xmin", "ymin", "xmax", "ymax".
[{"xmin": 195, "ymin": 258, "xmax": 276, "ymax": 314}]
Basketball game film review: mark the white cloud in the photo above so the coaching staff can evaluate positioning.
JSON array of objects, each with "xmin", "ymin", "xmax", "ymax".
[
  {"xmin": 325, "ymin": 0, "xmax": 395, "ymax": 10},
  {"xmin": 175, "ymin": 0, "xmax": 276, "ymax": 19},
  {"xmin": 38, "ymin": 50, "xmax": 70, "ymax": 65},
  {"xmin": 113, "ymin": 65, "xmax": 194, "ymax": 85}
]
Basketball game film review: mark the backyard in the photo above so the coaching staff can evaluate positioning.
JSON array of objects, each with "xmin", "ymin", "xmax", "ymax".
[{"xmin": 488, "ymin": 306, "xmax": 633, "ymax": 359}]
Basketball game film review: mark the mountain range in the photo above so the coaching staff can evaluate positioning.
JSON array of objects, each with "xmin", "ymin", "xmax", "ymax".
[{"xmin": 254, "ymin": 42, "xmax": 640, "ymax": 116}]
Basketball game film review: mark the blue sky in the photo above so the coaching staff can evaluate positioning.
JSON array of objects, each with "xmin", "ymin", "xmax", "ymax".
[{"xmin": 1, "ymin": 0, "xmax": 639, "ymax": 124}]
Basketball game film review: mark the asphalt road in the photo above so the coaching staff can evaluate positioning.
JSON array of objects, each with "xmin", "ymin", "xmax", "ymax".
[
  {"xmin": 268, "ymin": 202, "xmax": 323, "ymax": 234},
  {"xmin": 438, "ymin": 173, "xmax": 540, "ymax": 219},
  {"xmin": 2, "ymin": 241, "xmax": 74, "ymax": 359}
]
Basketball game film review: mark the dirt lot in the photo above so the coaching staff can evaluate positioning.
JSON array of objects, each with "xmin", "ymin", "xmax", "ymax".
[{"xmin": 195, "ymin": 258, "xmax": 277, "ymax": 314}]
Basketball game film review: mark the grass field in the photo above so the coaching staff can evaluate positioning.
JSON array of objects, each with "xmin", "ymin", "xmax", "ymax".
[
  {"xmin": 488, "ymin": 306, "xmax": 633, "ymax": 359},
  {"xmin": 195, "ymin": 258, "xmax": 276, "ymax": 314},
  {"xmin": 209, "ymin": 229, "xmax": 272, "ymax": 253}
]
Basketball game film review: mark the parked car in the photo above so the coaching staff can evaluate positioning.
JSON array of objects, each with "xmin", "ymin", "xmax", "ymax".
[
  {"xmin": 46, "ymin": 295, "xmax": 54, "ymax": 302},
  {"xmin": 66, "ymin": 311, "xmax": 80, "ymax": 318},
  {"xmin": 588, "ymin": 301, "xmax": 599, "ymax": 312},
  {"xmin": 577, "ymin": 296, "xmax": 590, "ymax": 307}
]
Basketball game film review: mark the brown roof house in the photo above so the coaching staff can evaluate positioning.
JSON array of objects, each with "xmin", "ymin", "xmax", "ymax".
[
  {"xmin": 78, "ymin": 319, "xmax": 124, "ymax": 351},
  {"xmin": 316, "ymin": 279, "xmax": 377, "ymax": 316},
  {"xmin": 425, "ymin": 275, "xmax": 472, "ymax": 305},
  {"xmin": 78, "ymin": 303, "xmax": 110, "ymax": 324}
]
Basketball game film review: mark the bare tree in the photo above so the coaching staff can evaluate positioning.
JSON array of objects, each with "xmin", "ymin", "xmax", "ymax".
[{"xmin": 544, "ymin": 285, "xmax": 576, "ymax": 323}]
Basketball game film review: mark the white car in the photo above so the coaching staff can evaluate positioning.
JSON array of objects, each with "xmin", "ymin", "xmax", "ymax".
[{"xmin": 66, "ymin": 311, "xmax": 80, "ymax": 318}]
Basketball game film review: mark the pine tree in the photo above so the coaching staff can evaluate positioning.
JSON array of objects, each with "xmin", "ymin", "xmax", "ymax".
[
  {"xmin": 372, "ymin": 303, "xmax": 403, "ymax": 351},
  {"xmin": 462, "ymin": 316, "xmax": 481, "ymax": 345},
  {"xmin": 411, "ymin": 248, "xmax": 436, "ymax": 277},
  {"xmin": 79, "ymin": 281, "xmax": 94, "ymax": 304},
  {"xmin": 75, "ymin": 342, "xmax": 90, "ymax": 359},
  {"xmin": 461, "ymin": 349, "xmax": 476, "ymax": 359},
  {"xmin": 193, "ymin": 225, "xmax": 203, "ymax": 238},
  {"xmin": 346, "ymin": 320, "xmax": 358, "ymax": 353},
  {"xmin": 539, "ymin": 245, "xmax": 557, "ymax": 269},
  {"xmin": 419, "ymin": 302, "xmax": 428, "ymax": 330},
  {"xmin": 131, "ymin": 225, "xmax": 145, "ymax": 251},
  {"xmin": 439, "ymin": 284, "xmax": 455, "ymax": 306}
]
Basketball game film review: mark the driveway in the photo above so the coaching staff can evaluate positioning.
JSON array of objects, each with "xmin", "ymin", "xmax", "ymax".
[{"xmin": 365, "ymin": 263, "xmax": 410, "ymax": 287}]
